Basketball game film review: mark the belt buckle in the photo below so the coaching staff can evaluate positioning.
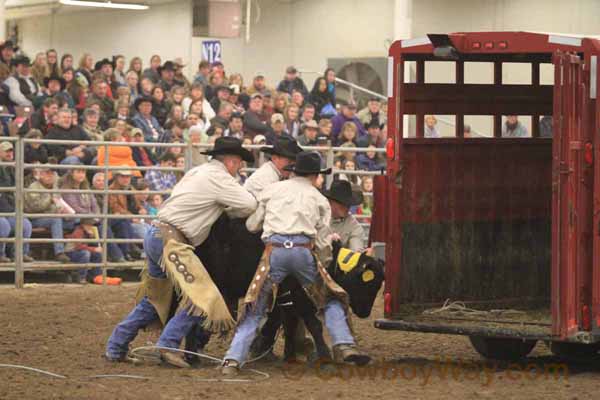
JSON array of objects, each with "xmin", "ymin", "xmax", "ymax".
[{"xmin": 283, "ymin": 240, "xmax": 294, "ymax": 249}]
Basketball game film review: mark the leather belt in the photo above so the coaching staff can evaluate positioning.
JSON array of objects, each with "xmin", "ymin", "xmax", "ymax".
[{"xmin": 270, "ymin": 240, "xmax": 312, "ymax": 249}]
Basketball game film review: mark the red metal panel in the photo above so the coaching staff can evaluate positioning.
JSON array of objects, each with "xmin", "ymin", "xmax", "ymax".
[
  {"xmin": 400, "ymin": 141, "xmax": 552, "ymax": 223},
  {"xmin": 551, "ymin": 51, "xmax": 585, "ymax": 338},
  {"xmin": 382, "ymin": 55, "xmax": 403, "ymax": 318},
  {"xmin": 380, "ymin": 32, "xmax": 600, "ymax": 330},
  {"xmin": 593, "ymin": 49, "xmax": 600, "ymax": 333}
]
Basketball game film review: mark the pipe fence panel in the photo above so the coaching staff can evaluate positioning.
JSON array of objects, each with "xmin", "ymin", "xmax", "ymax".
[{"xmin": 5, "ymin": 137, "xmax": 384, "ymax": 287}]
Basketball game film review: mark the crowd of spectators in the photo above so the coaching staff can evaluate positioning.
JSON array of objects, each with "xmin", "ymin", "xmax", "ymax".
[{"xmin": 0, "ymin": 43, "xmax": 387, "ymax": 282}]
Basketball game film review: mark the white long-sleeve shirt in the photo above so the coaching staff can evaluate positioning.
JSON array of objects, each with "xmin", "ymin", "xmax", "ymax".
[
  {"xmin": 247, "ymin": 176, "xmax": 331, "ymax": 245},
  {"xmin": 158, "ymin": 159, "xmax": 257, "ymax": 247},
  {"xmin": 243, "ymin": 161, "xmax": 281, "ymax": 198}
]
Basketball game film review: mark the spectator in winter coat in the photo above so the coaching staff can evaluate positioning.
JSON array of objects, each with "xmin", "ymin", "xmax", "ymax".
[
  {"xmin": 86, "ymin": 79, "xmax": 115, "ymax": 121},
  {"xmin": 23, "ymin": 130, "xmax": 48, "ymax": 165},
  {"xmin": 81, "ymin": 108, "xmax": 103, "ymax": 142},
  {"xmin": 309, "ymin": 77, "xmax": 335, "ymax": 117},
  {"xmin": 324, "ymin": 67, "xmax": 337, "ymax": 106},
  {"xmin": 283, "ymin": 103, "xmax": 301, "ymax": 139},
  {"xmin": 356, "ymin": 145, "xmax": 384, "ymax": 171},
  {"xmin": 65, "ymin": 219, "xmax": 121, "ymax": 285},
  {"xmin": 357, "ymin": 98, "xmax": 387, "ymax": 129},
  {"xmin": 331, "ymin": 103, "xmax": 367, "ymax": 145},
  {"xmin": 0, "ymin": 141, "xmax": 34, "ymax": 263},
  {"xmin": 18, "ymin": 97, "xmax": 59, "ymax": 136},
  {"xmin": 276, "ymin": 66, "xmax": 309, "ymax": 97},
  {"xmin": 142, "ymin": 55, "xmax": 161, "ymax": 84},
  {"xmin": 424, "ymin": 115, "xmax": 441, "ymax": 138},
  {"xmin": 502, "ymin": 115, "xmax": 529, "ymax": 137},
  {"xmin": 358, "ymin": 120, "xmax": 386, "ymax": 148},
  {"xmin": 297, "ymin": 120, "xmax": 319, "ymax": 146},
  {"xmin": 45, "ymin": 109, "xmax": 93, "ymax": 164},
  {"xmin": 246, "ymin": 73, "xmax": 274, "ymax": 98},
  {"xmin": 97, "ymin": 128, "xmax": 142, "ymax": 179},
  {"xmin": 108, "ymin": 169, "xmax": 141, "ymax": 261},
  {"xmin": 130, "ymin": 128, "xmax": 158, "ymax": 168},
  {"xmin": 131, "ymin": 96, "xmax": 164, "ymax": 143},
  {"xmin": 5, "ymin": 55, "xmax": 41, "ymax": 107},
  {"xmin": 24, "ymin": 166, "xmax": 71, "ymax": 263},
  {"xmin": 243, "ymin": 93, "xmax": 269, "ymax": 139}
]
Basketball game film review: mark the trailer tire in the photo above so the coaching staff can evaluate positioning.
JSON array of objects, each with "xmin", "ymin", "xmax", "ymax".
[
  {"xmin": 547, "ymin": 341, "xmax": 600, "ymax": 359},
  {"xmin": 469, "ymin": 336, "xmax": 537, "ymax": 360}
]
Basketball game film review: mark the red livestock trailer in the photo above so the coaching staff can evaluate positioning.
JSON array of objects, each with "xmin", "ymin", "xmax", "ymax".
[{"xmin": 371, "ymin": 31, "xmax": 600, "ymax": 359}]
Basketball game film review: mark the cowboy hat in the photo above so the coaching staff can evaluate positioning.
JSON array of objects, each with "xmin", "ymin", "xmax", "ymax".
[
  {"xmin": 283, "ymin": 151, "xmax": 331, "ymax": 175},
  {"xmin": 201, "ymin": 136, "xmax": 254, "ymax": 163},
  {"xmin": 0, "ymin": 40, "xmax": 16, "ymax": 52},
  {"xmin": 114, "ymin": 169, "xmax": 134, "ymax": 177},
  {"xmin": 261, "ymin": 135, "xmax": 302, "ymax": 160},
  {"xmin": 301, "ymin": 119, "xmax": 319, "ymax": 131},
  {"xmin": 11, "ymin": 55, "xmax": 31, "ymax": 67},
  {"xmin": 133, "ymin": 96, "xmax": 155, "ymax": 111},
  {"xmin": 94, "ymin": 58, "xmax": 114, "ymax": 71},
  {"xmin": 323, "ymin": 180, "xmax": 363, "ymax": 208},
  {"xmin": 43, "ymin": 74, "xmax": 66, "ymax": 91},
  {"xmin": 158, "ymin": 61, "xmax": 176, "ymax": 74}
]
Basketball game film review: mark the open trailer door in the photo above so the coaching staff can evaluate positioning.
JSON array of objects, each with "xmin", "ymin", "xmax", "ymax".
[{"xmin": 552, "ymin": 50, "xmax": 589, "ymax": 339}]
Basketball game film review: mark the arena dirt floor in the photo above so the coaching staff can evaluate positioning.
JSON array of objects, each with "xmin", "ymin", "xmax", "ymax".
[{"xmin": 0, "ymin": 282, "xmax": 598, "ymax": 400}]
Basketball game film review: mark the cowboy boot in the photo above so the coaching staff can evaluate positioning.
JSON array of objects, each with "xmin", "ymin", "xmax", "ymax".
[
  {"xmin": 104, "ymin": 352, "xmax": 142, "ymax": 365},
  {"xmin": 160, "ymin": 350, "xmax": 191, "ymax": 369},
  {"xmin": 332, "ymin": 344, "xmax": 371, "ymax": 366},
  {"xmin": 221, "ymin": 359, "xmax": 240, "ymax": 376}
]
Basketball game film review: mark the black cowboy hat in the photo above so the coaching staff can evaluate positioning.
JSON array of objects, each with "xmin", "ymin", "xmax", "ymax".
[
  {"xmin": 158, "ymin": 61, "xmax": 176, "ymax": 74},
  {"xmin": 202, "ymin": 136, "xmax": 254, "ymax": 163},
  {"xmin": 11, "ymin": 55, "xmax": 31, "ymax": 67},
  {"xmin": 94, "ymin": 58, "xmax": 114, "ymax": 71},
  {"xmin": 0, "ymin": 40, "xmax": 18, "ymax": 52},
  {"xmin": 261, "ymin": 135, "xmax": 302, "ymax": 160},
  {"xmin": 283, "ymin": 151, "xmax": 331, "ymax": 175},
  {"xmin": 133, "ymin": 96, "xmax": 155, "ymax": 111},
  {"xmin": 43, "ymin": 74, "xmax": 66, "ymax": 91},
  {"xmin": 323, "ymin": 180, "xmax": 363, "ymax": 207}
]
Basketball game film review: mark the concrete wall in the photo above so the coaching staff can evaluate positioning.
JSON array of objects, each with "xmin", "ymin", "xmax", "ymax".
[
  {"xmin": 18, "ymin": 0, "xmax": 394, "ymax": 90},
  {"xmin": 19, "ymin": 1, "xmax": 193, "ymax": 73}
]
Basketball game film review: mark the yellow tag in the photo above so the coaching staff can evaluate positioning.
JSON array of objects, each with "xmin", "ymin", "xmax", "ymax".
[
  {"xmin": 337, "ymin": 248, "xmax": 361, "ymax": 273},
  {"xmin": 362, "ymin": 270, "xmax": 375, "ymax": 282}
]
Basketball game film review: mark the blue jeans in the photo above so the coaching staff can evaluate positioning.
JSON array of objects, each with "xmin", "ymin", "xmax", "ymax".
[
  {"xmin": 99, "ymin": 222, "xmax": 125, "ymax": 261},
  {"xmin": 224, "ymin": 234, "xmax": 355, "ymax": 365},
  {"xmin": 131, "ymin": 222, "xmax": 149, "ymax": 239},
  {"xmin": 110, "ymin": 219, "xmax": 135, "ymax": 256},
  {"xmin": 67, "ymin": 249, "xmax": 102, "ymax": 281},
  {"xmin": 0, "ymin": 217, "xmax": 32, "ymax": 257},
  {"xmin": 31, "ymin": 217, "xmax": 65, "ymax": 255},
  {"xmin": 106, "ymin": 225, "xmax": 164, "ymax": 359}
]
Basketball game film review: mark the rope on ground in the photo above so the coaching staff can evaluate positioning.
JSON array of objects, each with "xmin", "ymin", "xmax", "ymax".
[
  {"xmin": 0, "ymin": 364, "xmax": 67, "ymax": 379},
  {"xmin": 129, "ymin": 345, "xmax": 271, "ymax": 383},
  {"xmin": 423, "ymin": 299, "xmax": 526, "ymax": 318},
  {"xmin": 1, "ymin": 331, "xmax": 280, "ymax": 383},
  {"xmin": 89, "ymin": 374, "xmax": 151, "ymax": 380}
]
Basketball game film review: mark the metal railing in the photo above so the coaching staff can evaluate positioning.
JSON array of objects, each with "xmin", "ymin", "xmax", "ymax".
[{"xmin": 3, "ymin": 137, "xmax": 385, "ymax": 288}]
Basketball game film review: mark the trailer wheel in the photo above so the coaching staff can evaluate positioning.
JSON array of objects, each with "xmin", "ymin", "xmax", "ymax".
[
  {"xmin": 547, "ymin": 341, "xmax": 600, "ymax": 359},
  {"xmin": 469, "ymin": 336, "xmax": 537, "ymax": 360}
]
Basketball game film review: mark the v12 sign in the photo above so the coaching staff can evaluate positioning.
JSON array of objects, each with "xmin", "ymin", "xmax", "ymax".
[{"xmin": 202, "ymin": 40, "xmax": 222, "ymax": 64}]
